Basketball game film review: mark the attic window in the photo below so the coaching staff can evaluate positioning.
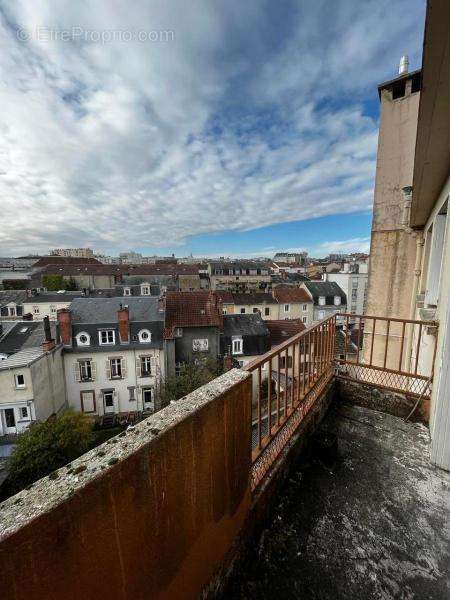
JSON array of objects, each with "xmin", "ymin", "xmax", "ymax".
[{"xmin": 392, "ymin": 80, "xmax": 406, "ymax": 100}]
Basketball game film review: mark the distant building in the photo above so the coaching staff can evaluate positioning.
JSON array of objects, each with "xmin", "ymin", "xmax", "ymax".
[
  {"xmin": 273, "ymin": 252, "xmax": 308, "ymax": 265},
  {"xmin": 208, "ymin": 261, "xmax": 271, "ymax": 293},
  {"xmin": 325, "ymin": 261, "xmax": 368, "ymax": 317},
  {"xmin": 301, "ymin": 281, "xmax": 347, "ymax": 322},
  {"xmin": 119, "ymin": 251, "xmax": 144, "ymax": 264},
  {"xmin": 50, "ymin": 248, "xmax": 94, "ymax": 258}
]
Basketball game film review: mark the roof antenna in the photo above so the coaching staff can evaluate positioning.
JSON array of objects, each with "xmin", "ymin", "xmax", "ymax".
[{"xmin": 398, "ymin": 55, "xmax": 409, "ymax": 75}]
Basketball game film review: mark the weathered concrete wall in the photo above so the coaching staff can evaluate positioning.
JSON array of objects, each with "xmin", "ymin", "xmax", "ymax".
[
  {"xmin": 0, "ymin": 369, "xmax": 252, "ymax": 600},
  {"xmin": 335, "ymin": 376, "xmax": 428, "ymax": 423}
]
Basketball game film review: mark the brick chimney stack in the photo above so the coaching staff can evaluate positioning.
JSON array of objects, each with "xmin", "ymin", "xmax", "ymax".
[
  {"xmin": 41, "ymin": 316, "xmax": 56, "ymax": 352},
  {"xmin": 57, "ymin": 309, "xmax": 72, "ymax": 346},
  {"xmin": 118, "ymin": 304, "xmax": 130, "ymax": 344}
]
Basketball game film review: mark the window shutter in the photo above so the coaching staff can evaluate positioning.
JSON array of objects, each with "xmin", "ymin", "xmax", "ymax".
[
  {"xmin": 121, "ymin": 358, "xmax": 127, "ymax": 379},
  {"xmin": 106, "ymin": 359, "xmax": 111, "ymax": 380},
  {"xmin": 136, "ymin": 357, "xmax": 142, "ymax": 378},
  {"xmin": 91, "ymin": 362, "xmax": 97, "ymax": 381},
  {"xmin": 73, "ymin": 362, "xmax": 81, "ymax": 382}
]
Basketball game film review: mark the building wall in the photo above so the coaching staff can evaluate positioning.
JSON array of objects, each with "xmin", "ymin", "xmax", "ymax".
[
  {"xmin": 224, "ymin": 301, "xmax": 313, "ymax": 324},
  {"xmin": 30, "ymin": 347, "xmax": 67, "ymax": 420},
  {"xmin": 174, "ymin": 326, "xmax": 220, "ymax": 364},
  {"xmin": 366, "ymin": 81, "xmax": 420, "ymax": 323},
  {"xmin": 210, "ymin": 275, "xmax": 271, "ymax": 292},
  {"xmin": 178, "ymin": 274, "xmax": 201, "ymax": 291},
  {"xmin": 64, "ymin": 348, "xmax": 164, "ymax": 416},
  {"xmin": 0, "ymin": 366, "xmax": 34, "ymax": 435},
  {"xmin": 23, "ymin": 300, "xmax": 72, "ymax": 321},
  {"xmin": 327, "ymin": 272, "xmax": 368, "ymax": 316}
]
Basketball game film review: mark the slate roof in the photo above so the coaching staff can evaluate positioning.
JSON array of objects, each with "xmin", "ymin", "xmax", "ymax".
[
  {"xmin": 302, "ymin": 281, "xmax": 347, "ymax": 305},
  {"xmin": 265, "ymin": 320, "xmax": 306, "ymax": 347},
  {"xmin": 0, "ymin": 348, "xmax": 46, "ymax": 370},
  {"xmin": 0, "ymin": 291, "xmax": 28, "ymax": 307},
  {"xmin": 232, "ymin": 293, "xmax": 277, "ymax": 305},
  {"xmin": 0, "ymin": 321, "xmax": 57, "ymax": 356},
  {"xmin": 272, "ymin": 287, "xmax": 311, "ymax": 303},
  {"xmin": 164, "ymin": 292, "xmax": 223, "ymax": 338},
  {"xmin": 222, "ymin": 314, "xmax": 270, "ymax": 337},
  {"xmin": 23, "ymin": 292, "xmax": 85, "ymax": 304},
  {"xmin": 32, "ymin": 256, "xmax": 102, "ymax": 268},
  {"xmin": 69, "ymin": 297, "xmax": 164, "ymax": 324}
]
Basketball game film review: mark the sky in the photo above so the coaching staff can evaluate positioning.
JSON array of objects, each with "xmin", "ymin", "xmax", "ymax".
[{"xmin": 0, "ymin": 0, "xmax": 426, "ymax": 258}]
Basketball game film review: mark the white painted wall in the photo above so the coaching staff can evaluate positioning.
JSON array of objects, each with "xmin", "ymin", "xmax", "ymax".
[
  {"xmin": 326, "ymin": 271, "xmax": 368, "ymax": 316},
  {"xmin": 64, "ymin": 348, "xmax": 165, "ymax": 416},
  {"xmin": 22, "ymin": 300, "xmax": 72, "ymax": 321}
]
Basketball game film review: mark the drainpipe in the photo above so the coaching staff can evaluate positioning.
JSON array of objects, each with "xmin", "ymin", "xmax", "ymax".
[{"xmin": 401, "ymin": 186, "xmax": 424, "ymax": 372}]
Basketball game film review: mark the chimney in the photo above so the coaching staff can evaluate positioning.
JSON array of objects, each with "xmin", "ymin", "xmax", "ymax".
[
  {"xmin": 57, "ymin": 308, "xmax": 72, "ymax": 346},
  {"xmin": 158, "ymin": 296, "xmax": 165, "ymax": 313},
  {"xmin": 398, "ymin": 55, "xmax": 409, "ymax": 75},
  {"xmin": 118, "ymin": 305, "xmax": 130, "ymax": 344},
  {"xmin": 223, "ymin": 354, "xmax": 233, "ymax": 372},
  {"xmin": 41, "ymin": 316, "xmax": 55, "ymax": 352}
]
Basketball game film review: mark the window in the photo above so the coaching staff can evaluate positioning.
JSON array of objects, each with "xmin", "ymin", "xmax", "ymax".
[
  {"xmin": 109, "ymin": 358, "xmax": 123, "ymax": 379},
  {"xmin": 223, "ymin": 308, "xmax": 227, "ymax": 314},
  {"xmin": 232, "ymin": 336, "xmax": 243, "ymax": 355},
  {"xmin": 123, "ymin": 287, "xmax": 131, "ymax": 296},
  {"xmin": 302, "ymin": 304, "xmax": 307, "ymax": 311},
  {"xmin": 425, "ymin": 208, "xmax": 447, "ymax": 306},
  {"xmin": 99, "ymin": 330, "xmax": 115, "ymax": 345},
  {"xmin": 302, "ymin": 316, "xmax": 307, "ymax": 323},
  {"xmin": 192, "ymin": 339, "xmax": 209, "ymax": 352},
  {"xmin": 79, "ymin": 360, "xmax": 93, "ymax": 382},
  {"xmin": 138, "ymin": 329, "xmax": 152, "ymax": 343},
  {"xmin": 103, "ymin": 390, "xmax": 115, "ymax": 411},
  {"xmin": 318, "ymin": 296, "xmax": 326, "ymax": 306},
  {"xmin": 20, "ymin": 406, "xmax": 29, "ymax": 419},
  {"xmin": 14, "ymin": 373, "xmax": 25, "ymax": 389},
  {"xmin": 284, "ymin": 304, "xmax": 290, "ymax": 313},
  {"xmin": 8, "ymin": 306, "xmax": 16, "ymax": 317},
  {"xmin": 50, "ymin": 305, "xmax": 57, "ymax": 314},
  {"xmin": 76, "ymin": 332, "xmax": 91, "ymax": 346},
  {"xmin": 128, "ymin": 387, "xmax": 136, "ymax": 401},
  {"xmin": 141, "ymin": 285, "xmax": 150, "ymax": 296},
  {"xmin": 140, "ymin": 356, "xmax": 152, "ymax": 376},
  {"xmin": 174, "ymin": 327, "xmax": 183, "ymax": 338},
  {"xmin": 253, "ymin": 307, "xmax": 259, "ymax": 314},
  {"xmin": 279, "ymin": 355, "xmax": 293, "ymax": 369},
  {"xmin": 33, "ymin": 306, "xmax": 39, "ymax": 314},
  {"xmin": 264, "ymin": 307, "xmax": 270, "ymax": 316},
  {"xmin": 351, "ymin": 289, "xmax": 358, "ymax": 301},
  {"xmin": 240, "ymin": 308, "xmax": 246, "ymax": 314},
  {"xmin": 392, "ymin": 79, "xmax": 406, "ymax": 100},
  {"xmin": 142, "ymin": 387, "xmax": 154, "ymax": 410},
  {"xmin": 318, "ymin": 310, "xmax": 325, "ymax": 320},
  {"xmin": 334, "ymin": 296, "xmax": 341, "ymax": 306}
]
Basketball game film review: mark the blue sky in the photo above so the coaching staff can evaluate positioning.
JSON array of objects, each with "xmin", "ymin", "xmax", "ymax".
[{"xmin": 0, "ymin": 1, "xmax": 426, "ymax": 257}]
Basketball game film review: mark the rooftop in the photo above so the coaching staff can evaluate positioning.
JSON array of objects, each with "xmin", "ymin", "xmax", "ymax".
[
  {"xmin": 226, "ymin": 404, "xmax": 450, "ymax": 599},
  {"xmin": 69, "ymin": 297, "xmax": 164, "ymax": 324},
  {"xmin": 0, "ymin": 347, "xmax": 46, "ymax": 370},
  {"xmin": 164, "ymin": 291, "xmax": 223, "ymax": 337},
  {"xmin": 0, "ymin": 321, "xmax": 56, "ymax": 355}
]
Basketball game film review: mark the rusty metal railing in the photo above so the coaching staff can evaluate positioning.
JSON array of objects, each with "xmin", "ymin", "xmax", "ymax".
[
  {"xmin": 245, "ymin": 315, "xmax": 336, "ymax": 491},
  {"xmin": 335, "ymin": 313, "xmax": 438, "ymax": 399}
]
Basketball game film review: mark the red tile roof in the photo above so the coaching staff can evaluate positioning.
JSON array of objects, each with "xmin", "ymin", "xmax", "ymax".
[
  {"xmin": 164, "ymin": 291, "xmax": 223, "ymax": 338},
  {"xmin": 215, "ymin": 291, "xmax": 234, "ymax": 304},
  {"xmin": 265, "ymin": 319, "xmax": 306, "ymax": 347},
  {"xmin": 272, "ymin": 286, "xmax": 311, "ymax": 303},
  {"xmin": 33, "ymin": 256, "xmax": 102, "ymax": 267}
]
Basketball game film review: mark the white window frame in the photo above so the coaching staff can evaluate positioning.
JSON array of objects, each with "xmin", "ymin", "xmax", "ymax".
[
  {"xmin": 232, "ymin": 336, "xmax": 243, "ymax": 355},
  {"xmin": 19, "ymin": 406, "xmax": 30, "ymax": 420},
  {"xmin": 76, "ymin": 331, "xmax": 91, "ymax": 346},
  {"xmin": 140, "ymin": 355, "xmax": 152, "ymax": 376},
  {"xmin": 33, "ymin": 306, "xmax": 40, "ymax": 314},
  {"xmin": 284, "ymin": 304, "xmax": 290, "ymax": 313},
  {"xmin": 110, "ymin": 358, "xmax": 123, "ymax": 379},
  {"xmin": 264, "ymin": 307, "xmax": 270, "ymax": 316},
  {"xmin": 141, "ymin": 285, "xmax": 151, "ymax": 296},
  {"xmin": 138, "ymin": 329, "xmax": 152, "ymax": 343},
  {"xmin": 192, "ymin": 338, "xmax": 209, "ymax": 352},
  {"xmin": 123, "ymin": 287, "xmax": 131, "ymax": 296},
  {"xmin": 334, "ymin": 296, "xmax": 341, "ymax": 306},
  {"xmin": 302, "ymin": 304, "xmax": 307, "ymax": 311},
  {"xmin": 425, "ymin": 211, "xmax": 447, "ymax": 306},
  {"xmin": 14, "ymin": 373, "xmax": 26, "ymax": 389},
  {"xmin": 317, "ymin": 310, "xmax": 325, "ymax": 320},
  {"xmin": 318, "ymin": 296, "xmax": 326, "ymax": 306},
  {"xmin": 99, "ymin": 329, "xmax": 115, "ymax": 345},
  {"xmin": 240, "ymin": 307, "xmax": 246, "ymax": 314},
  {"xmin": 8, "ymin": 306, "xmax": 16, "ymax": 317},
  {"xmin": 79, "ymin": 359, "xmax": 93, "ymax": 382},
  {"xmin": 302, "ymin": 316, "xmax": 307, "ymax": 323}
]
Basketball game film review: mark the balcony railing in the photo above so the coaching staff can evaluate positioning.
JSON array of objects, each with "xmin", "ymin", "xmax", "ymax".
[
  {"xmin": 245, "ymin": 315, "xmax": 336, "ymax": 491},
  {"xmin": 336, "ymin": 313, "xmax": 438, "ymax": 399}
]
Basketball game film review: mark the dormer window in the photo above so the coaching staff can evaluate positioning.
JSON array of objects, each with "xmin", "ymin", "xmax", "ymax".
[
  {"xmin": 138, "ymin": 329, "xmax": 152, "ymax": 343},
  {"xmin": 318, "ymin": 296, "xmax": 326, "ymax": 306},
  {"xmin": 232, "ymin": 336, "xmax": 243, "ymax": 355},
  {"xmin": 123, "ymin": 287, "xmax": 131, "ymax": 296},
  {"xmin": 141, "ymin": 285, "xmax": 150, "ymax": 296},
  {"xmin": 76, "ymin": 332, "xmax": 91, "ymax": 346},
  {"xmin": 334, "ymin": 296, "xmax": 341, "ymax": 306},
  {"xmin": 99, "ymin": 330, "xmax": 115, "ymax": 345}
]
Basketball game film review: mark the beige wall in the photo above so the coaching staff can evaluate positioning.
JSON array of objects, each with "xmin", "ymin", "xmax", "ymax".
[
  {"xmin": 23, "ymin": 300, "xmax": 72, "ymax": 320},
  {"xmin": 365, "ymin": 79, "xmax": 420, "ymax": 369}
]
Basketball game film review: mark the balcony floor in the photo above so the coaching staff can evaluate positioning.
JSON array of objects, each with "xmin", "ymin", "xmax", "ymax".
[{"xmin": 226, "ymin": 404, "xmax": 450, "ymax": 599}]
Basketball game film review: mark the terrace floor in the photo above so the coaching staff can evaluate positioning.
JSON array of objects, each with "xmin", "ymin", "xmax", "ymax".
[{"xmin": 225, "ymin": 404, "xmax": 450, "ymax": 599}]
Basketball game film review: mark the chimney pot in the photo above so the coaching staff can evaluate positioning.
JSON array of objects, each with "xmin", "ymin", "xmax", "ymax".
[
  {"xmin": 57, "ymin": 308, "xmax": 72, "ymax": 346},
  {"xmin": 117, "ymin": 305, "xmax": 130, "ymax": 344},
  {"xmin": 398, "ymin": 55, "xmax": 409, "ymax": 75}
]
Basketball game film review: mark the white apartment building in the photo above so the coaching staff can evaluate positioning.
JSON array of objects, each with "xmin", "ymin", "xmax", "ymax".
[
  {"xmin": 50, "ymin": 248, "xmax": 94, "ymax": 258},
  {"xmin": 325, "ymin": 261, "xmax": 368, "ymax": 317},
  {"xmin": 58, "ymin": 297, "xmax": 166, "ymax": 417}
]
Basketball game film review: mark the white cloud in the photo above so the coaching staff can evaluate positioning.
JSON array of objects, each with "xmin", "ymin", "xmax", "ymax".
[
  {"xmin": 0, "ymin": 0, "xmax": 424, "ymax": 255},
  {"xmin": 312, "ymin": 237, "xmax": 371, "ymax": 255}
]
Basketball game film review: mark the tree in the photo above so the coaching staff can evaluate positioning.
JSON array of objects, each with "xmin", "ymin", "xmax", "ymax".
[
  {"xmin": 42, "ymin": 274, "xmax": 67, "ymax": 290},
  {"xmin": 65, "ymin": 276, "xmax": 78, "ymax": 291},
  {"xmin": 158, "ymin": 357, "xmax": 223, "ymax": 406},
  {"xmin": 7, "ymin": 410, "xmax": 93, "ymax": 492}
]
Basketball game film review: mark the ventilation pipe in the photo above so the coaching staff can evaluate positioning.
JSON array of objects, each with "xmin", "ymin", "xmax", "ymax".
[{"xmin": 398, "ymin": 55, "xmax": 409, "ymax": 75}]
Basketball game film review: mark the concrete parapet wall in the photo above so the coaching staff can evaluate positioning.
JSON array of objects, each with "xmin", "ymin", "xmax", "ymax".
[{"xmin": 0, "ymin": 369, "xmax": 252, "ymax": 600}]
